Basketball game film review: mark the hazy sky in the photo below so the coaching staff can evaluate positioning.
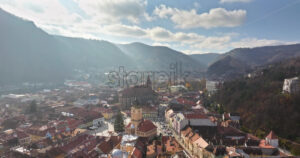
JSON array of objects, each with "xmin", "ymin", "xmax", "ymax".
[{"xmin": 0, "ymin": 0, "xmax": 300, "ymax": 54}]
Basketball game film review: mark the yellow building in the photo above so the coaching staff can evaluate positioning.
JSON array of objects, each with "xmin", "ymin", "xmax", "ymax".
[{"xmin": 101, "ymin": 109, "xmax": 114, "ymax": 120}]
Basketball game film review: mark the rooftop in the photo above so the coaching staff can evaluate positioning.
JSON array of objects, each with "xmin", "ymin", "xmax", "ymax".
[{"xmin": 137, "ymin": 120, "xmax": 157, "ymax": 133}]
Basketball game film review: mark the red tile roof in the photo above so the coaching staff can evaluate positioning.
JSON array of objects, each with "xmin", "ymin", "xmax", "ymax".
[
  {"xmin": 266, "ymin": 131, "xmax": 278, "ymax": 139},
  {"xmin": 61, "ymin": 134, "xmax": 92, "ymax": 153},
  {"xmin": 131, "ymin": 147, "xmax": 143, "ymax": 158},
  {"xmin": 184, "ymin": 113, "xmax": 208, "ymax": 119},
  {"xmin": 259, "ymin": 140, "xmax": 276, "ymax": 149},
  {"xmin": 16, "ymin": 130, "xmax": 29, "ymax": 139},
  {"xmin": 69, "ymin": 107, "xmax": 103, "ymax": 122},
  {"xmin": 98, "ymin": 136, "xmax": 122, "ymax": 154},
  {"xmin": 162, "ymin": 136, "xmax": 183, "ymax": 153},
  {"xmin": 137, "ymin": 120, "xmax": 157, "ymax": 133},
  {"xmin": 98, "ymin": 141, "xmax": 112, "ymax": 154},
  {"xmin": 67, "ymin": 119, "xmax": 82, "ymax": 130},
  {"xmin": 176, "ymin": 98, "xmax": 196, "ymax": 106}
]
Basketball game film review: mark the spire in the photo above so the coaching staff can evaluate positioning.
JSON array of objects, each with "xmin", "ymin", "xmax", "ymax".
[{"xmin": 132, "ymin": 97, "xmax": 141, "ymax": 108}]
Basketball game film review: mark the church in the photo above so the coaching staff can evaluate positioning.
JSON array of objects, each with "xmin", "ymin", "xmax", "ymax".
[
  {"xmin": 125, "ymin": 100, "xmax": 157, "ymax": 138},
  {"xmin": 118, "ymin": 76, "xmax": 158, "ymax": 108}
]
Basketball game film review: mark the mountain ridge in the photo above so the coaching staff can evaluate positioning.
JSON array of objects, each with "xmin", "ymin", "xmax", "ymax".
[
  {"xmin": 207, "ymin": 43, "xmax": 300, "ymax": 80},
  {"xmin": 0, "ymin": 8, "xmax": 206, "ymax": 85},
  {"xmin": 190, "ymin": 53, "xmax": 220, "ymax": 67}
]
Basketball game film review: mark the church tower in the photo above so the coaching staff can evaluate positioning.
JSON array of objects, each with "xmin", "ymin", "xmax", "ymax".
[
  {"xmin": 131, "ymin": 99, "xmax": 142, "ymax": 130},
  {"xmin": 146, "ymin": 75, "xmax": 152, "ymax": 89}
]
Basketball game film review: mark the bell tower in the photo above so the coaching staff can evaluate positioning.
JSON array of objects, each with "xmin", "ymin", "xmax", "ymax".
[
  {"xmin": 131, "ymin": 99, "xmax": 142, "ymax": 129},
  {"xmin": 146, "ymin": 75, "xmax": 152, "ymax": 89}
]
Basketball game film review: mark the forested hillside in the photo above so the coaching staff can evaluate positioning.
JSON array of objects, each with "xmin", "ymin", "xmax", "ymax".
[{"xmin": 213, "ymin": 57, "xmax": 300, "ymax": 144}]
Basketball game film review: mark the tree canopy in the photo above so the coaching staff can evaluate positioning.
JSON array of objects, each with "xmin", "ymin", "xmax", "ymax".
[{"xmin": 114, "ymin": 111, "xmax": 124, "ymax": 133}]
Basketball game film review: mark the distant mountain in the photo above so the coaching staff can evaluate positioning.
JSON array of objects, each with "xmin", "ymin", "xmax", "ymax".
[
  {"xmin": 0, "ymin": 8, "xmax": 206, "ymax": 85},
  {"xmin": 207, "ymin": 44, "xmax": 300, "ymax": 80},
  {"xmin": 54, "ymin": 36, "xmax": 134, "ymax": 70},
  {"xmin": 0, "ymin": 8, "xmax": 69, "ymax": 85},
  {"xmin": 118, "ymin": 42, "xmax": 205, "ymax": 71},
  {"xmin": 190, "ymin": 53, "xmax": 220, "ymax": 67}
]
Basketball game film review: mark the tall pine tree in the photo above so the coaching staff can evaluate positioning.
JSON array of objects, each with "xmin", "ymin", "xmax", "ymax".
[{"xmin": 114, "ymin": 111, "xmax": 124, "ymax": 133}]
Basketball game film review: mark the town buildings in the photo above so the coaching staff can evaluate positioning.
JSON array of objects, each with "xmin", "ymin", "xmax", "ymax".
[{"xmin": 0, "ymin": 79, "xmax": 294, "ymax": 158}]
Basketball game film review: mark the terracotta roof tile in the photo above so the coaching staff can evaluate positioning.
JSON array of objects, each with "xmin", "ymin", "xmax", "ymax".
[
  {"xmin": 190, "ymin": 133, "xmax": 200, "ymax": 142},
  {"xmin": 137, "ymin": 120, "xmax": 157, "ymax": 133},
  {"xmin": 98, "ymin": 136, "xmax": 122, "ymax": 154},
  {"xmin": 184, "ymin": 113, "xmax": 208, "ymax": 119},
  {"xmin": 131, "ymin": 147, "xmax": 143, "ymax": 158},
  {"xmin": 266, "ymin": 131, "xmax": 278, "ymax": 139}
]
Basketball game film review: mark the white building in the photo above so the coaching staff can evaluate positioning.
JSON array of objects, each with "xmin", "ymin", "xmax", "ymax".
[
  {"xmin": 173, "ymin": 113, "xmax": 188, "ymax": 134},
  {"xmin": 92, "ymin": 117, "xmax": 105, "ymax": 127},
  {"xmin": 73, "ymin": 99, "xmax": 88, "ymax": 107},
  {"xmin": 283, "ymin": 77, "xmax": 300, "ymax": 94},
  {"xmin": 206, "ymin": 81, "xmax": 218, "ymax": 94},
  {"xmin": 165, "ymin": 109, "xmax": 174, "ymax": 123},
  {"xmin": 185, "ymin": 113, "xmax": 217, "ymax": 127},
  {"xmin": 265, "ymin": 131, "xmax": 279, "ymax": 148},
  {"xmin": 170, "ymin": 85, "xmax": 187, "ymax": 93},
  {"xmin": 120, "ymin": 135, "xmax": 138, "ymax": 151}
]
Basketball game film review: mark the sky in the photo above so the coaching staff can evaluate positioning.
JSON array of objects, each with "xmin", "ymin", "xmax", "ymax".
[{"xmin": 0, "ymin": 0, "xmax": 300, "ymax": 54}]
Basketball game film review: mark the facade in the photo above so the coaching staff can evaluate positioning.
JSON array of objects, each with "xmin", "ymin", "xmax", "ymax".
[
  {"xmin": 173, "ymin": 113, "xmax": 188, "ymax": 134},
  {"xmin": 282, "ymin": 77, "xmax": 300, "ymax": 94},
  {"xmin": 102, "ymin": 109, "xmax": 114, "ymax": 120},
  {"xmin": 180, "ymin": 127, "xmax": 214, "ymax": 158},
  {"xmin": 142, "ymin": 107, "xmax": 158, "ymax": 120},
  {"xmin": 92, "ymin": 117, "xmax": 104, "ymax": 127},
  {"xmin": 165, "ymin": 109, "xmax": 174, "ymax": 123},
  {"xmin": 206, "ymin": 81, "xmax": 218, "ymax": 94}
]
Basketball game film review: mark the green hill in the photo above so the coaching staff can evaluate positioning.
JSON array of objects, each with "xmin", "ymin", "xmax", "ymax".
[{"xmin": 213, "ymin": 57, "xmax": 300, "ymax": 143}]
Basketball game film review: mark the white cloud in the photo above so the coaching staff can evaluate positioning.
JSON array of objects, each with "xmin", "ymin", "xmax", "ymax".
[
  {"xmin": 192, "ymin": 36, "xmax": 231, "ymax": 51},
  {"xmin": 154, "ymin": 5, "xmax": 246, "ymax": 29},
  {"xmin": 146, "ymin": 27, "xmax": 207, "ymax": 44},
  {"xmin": 230, "ymin": 38, "xmax": 296, "ymax": 48},
  {"xmin": 102, "ymin": 24, "xmax": 147, "ymax": 37},
  {"xmin": 183, "ymin": 50, "xmax": 209, "ymax": 55},
  {"xmin": 220, "ymin": 0, "xmax": 252, "ymax": 3},
  {"xmin": 39, "ymin": 23, "xmax": 101, "ymax": 40},
  {"xmin": 193, "ymin": 2, "xmax": 201, "ymax": 9},
  {"xmin": 0, "ymin": 0, "xmax": 81, "ymax": 26},
  {"xmin": 152, "ymin": 42, "xmax": 171, "ymax": 47},
  {"xmin": 74, "ymin": 0, "xmax": 150, "ymax": 24}
]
